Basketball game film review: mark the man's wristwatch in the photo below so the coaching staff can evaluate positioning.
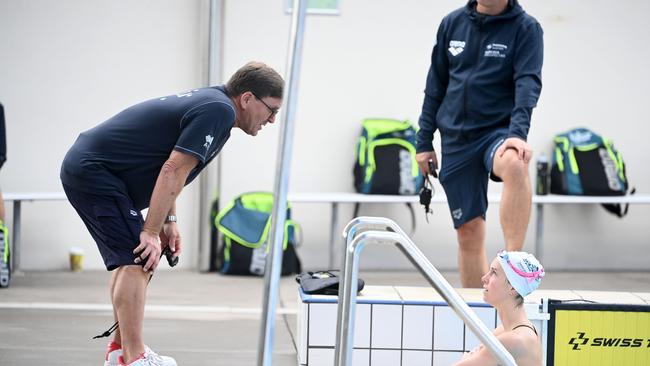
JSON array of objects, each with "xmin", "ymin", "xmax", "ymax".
[{"xmin": 165, "ymin": 215, "xmax": 177, "ymax": 223}]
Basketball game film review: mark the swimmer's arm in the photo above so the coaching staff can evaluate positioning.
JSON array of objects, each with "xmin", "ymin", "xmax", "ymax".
[
  {"xmin": 454, "ymin": 333, "xmax": 521, "ymax": 366},
  {"xmin": 460, "ymin": 325, "xmax": 505, "ymax": 359}
]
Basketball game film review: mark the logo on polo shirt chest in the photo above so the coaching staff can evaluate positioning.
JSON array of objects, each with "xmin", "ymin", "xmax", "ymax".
[{"xmin": 203, "ymin": 134, "xmax": 214, "ymax": 150}]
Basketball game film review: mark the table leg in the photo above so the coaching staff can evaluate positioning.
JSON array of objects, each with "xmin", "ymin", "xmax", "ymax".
[
  {"xmin": 12, "ymin": 200, "xmax": 21, "ymax": 272},
  {"xmin": 535, "ymin": 203, "xmax": 544, "ymax": 263},
  {"xmin": 329, "ymin": 202, "xmax": 339, "ymax": 270}
]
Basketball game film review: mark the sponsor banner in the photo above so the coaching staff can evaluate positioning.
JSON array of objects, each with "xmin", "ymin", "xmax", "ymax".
[{"xmin": 548, "ymin": 302, "xmax": 650, "ymax": 366}]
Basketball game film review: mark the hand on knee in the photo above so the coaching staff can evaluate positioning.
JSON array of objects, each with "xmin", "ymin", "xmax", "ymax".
[{"xmin": 498, "ymin": 149, "xmax": 529, "ymax": 183}]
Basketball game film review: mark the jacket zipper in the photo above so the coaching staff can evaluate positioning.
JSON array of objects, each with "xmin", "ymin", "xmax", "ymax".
[{"xmin": 462, "ymin": 21, "xmax": 486, "ymax": 139}]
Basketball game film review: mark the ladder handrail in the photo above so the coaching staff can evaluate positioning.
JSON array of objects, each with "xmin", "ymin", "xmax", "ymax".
[
  {"xmin": 334, "ymin": 219, "xmax": 518, "ymax": 366},
  {"xmin": 343, "ymin": 216, "xmax": 403, "ymax": 240}
]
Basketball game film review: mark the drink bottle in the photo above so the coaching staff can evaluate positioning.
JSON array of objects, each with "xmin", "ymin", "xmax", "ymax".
[{"xmin": 536, "ymin": 154, "xmax": 549, "ymax": 195}]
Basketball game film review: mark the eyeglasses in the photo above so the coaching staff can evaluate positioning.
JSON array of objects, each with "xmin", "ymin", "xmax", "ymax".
[{"xmin": 251, "ymin": 91, "xmax": 279, "ymax": 120}]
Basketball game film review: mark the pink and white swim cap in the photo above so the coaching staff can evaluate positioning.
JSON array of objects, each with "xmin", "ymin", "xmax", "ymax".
[{"xmin": 497, "ymin": 251, "xmax": 545, "ymax": 297}]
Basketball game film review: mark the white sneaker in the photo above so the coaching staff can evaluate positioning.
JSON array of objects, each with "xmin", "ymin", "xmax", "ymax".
[
  {"xmin": 104, "ymin": 342, "xmax": 122, "ymax": 366},
  {"xmin": 104, "ymin": 342, "xmax": 176, "ymax": 366},
  {"xmin": 118, "ymin": 350, "xmax": 177, "ymax": 366}
]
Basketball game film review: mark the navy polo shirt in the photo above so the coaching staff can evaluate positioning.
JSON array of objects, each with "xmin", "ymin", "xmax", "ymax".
[{"xmin": 61, "ymin": 86, "xmax": 236, "ymax": 210}]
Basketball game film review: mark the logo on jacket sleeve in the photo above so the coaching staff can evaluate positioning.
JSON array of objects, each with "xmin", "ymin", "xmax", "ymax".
[{"xmin": 448, "ymin": 40, "xmax": 466, "ymax": 56}]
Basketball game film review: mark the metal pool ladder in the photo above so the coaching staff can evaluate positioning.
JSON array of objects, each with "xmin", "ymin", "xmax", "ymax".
[{"xmin": 334, "ymin": 216, "xmax": 517, "ymax": 366}]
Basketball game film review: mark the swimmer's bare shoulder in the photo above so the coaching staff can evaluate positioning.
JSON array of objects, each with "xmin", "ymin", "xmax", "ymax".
[
  {"xmin": 500, "ymin": 327, "xmax": 542, "ymax": 366},
  {"xmin": 454, "ymin": 328, "xmax": 541, "ymax": 366}
]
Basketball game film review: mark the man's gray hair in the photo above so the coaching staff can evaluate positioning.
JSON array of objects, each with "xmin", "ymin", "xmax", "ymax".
[{"xmin": 226, "ymin": 61, "xmax": 284, "ymax": 99}]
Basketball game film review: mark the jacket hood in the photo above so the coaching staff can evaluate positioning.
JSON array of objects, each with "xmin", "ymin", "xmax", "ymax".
[{"xmin": 465, "ymin": 0, "xmax": 524, "ymax": 24}]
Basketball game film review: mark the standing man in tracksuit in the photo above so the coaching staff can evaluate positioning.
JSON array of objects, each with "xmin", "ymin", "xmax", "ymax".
[{"xmin": 416, "ymin": 0, "xmax": 543, "ymax": 288}]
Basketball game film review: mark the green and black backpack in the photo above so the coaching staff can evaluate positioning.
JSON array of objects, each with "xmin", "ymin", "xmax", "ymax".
[
  {"xmin": 214, "ymin": 192, "xmax": 301, "ymax": 276},
  {"xmin": 550, "ymin": 127, "xmax": 633, "ymax": 217},
  {"xmin": 353, "ymin": 118, "xmax": 423, "ymax": 195},
  {"xmin": 0, "ymin": 220, "xmax": 9, "ymax": 288}
]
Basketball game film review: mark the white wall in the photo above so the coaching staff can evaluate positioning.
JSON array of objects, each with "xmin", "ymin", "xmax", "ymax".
[
  {"xmin": 0, "ymin": 0, "xmax": 210, "ymax": 270},
  {"xmin": 219, "ymin": 0, "xmax": 650, "ymax": 271},
  {"xmin": 0, "ymin": 0, "xmax": 648, "ymax": 271}
]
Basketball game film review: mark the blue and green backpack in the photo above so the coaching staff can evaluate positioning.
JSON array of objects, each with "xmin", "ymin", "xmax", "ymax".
[
  {"xmin": 550, "ymin": 127, "xmax": 632, "ymax": 217},
  {"xmin": 353, "ymin": 118, "xmax": 423, "ymax": 195},
  {"xmin": 215, "ymin": 192, "xmax": 301, "ymax": 276},
  {"xmin": 0, "ymin": 220, "xmax": 9, "ymax": 288}
]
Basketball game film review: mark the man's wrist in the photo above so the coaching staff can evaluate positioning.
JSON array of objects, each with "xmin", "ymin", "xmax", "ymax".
[{"xmin": 142, "ymin": 227, "xmax": 159, "ymax": 236}]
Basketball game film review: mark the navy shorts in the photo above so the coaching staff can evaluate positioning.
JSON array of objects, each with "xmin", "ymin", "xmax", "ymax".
[
  {"xmin": 439, "ymin": 130, "xmax": 507, "ymax": 228},
  {"xmin": 63, "ymin": 184, "xmax": 144, "ymax": 270}
]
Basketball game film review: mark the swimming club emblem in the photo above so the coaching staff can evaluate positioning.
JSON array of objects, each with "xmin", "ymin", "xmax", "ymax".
[{"xmin": 448, "ymin": 40, "xmax": 466, "ymax": 56}]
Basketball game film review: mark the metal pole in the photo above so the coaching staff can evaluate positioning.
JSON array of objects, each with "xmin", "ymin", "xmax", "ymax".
[
  {"xmin": 257, "ymin": 0, "xmax": 308, "ymax": 365},
  {"xmin": 334, "ymin": 231, "xmax": 364, "ymax": 366},
  {"xmin": 328, "ymin": 202, "xmax": 339, "ymax": 269},
  {"xmin": 11, "ymin": 201, "xmax": 20, "ymax": 272},
  {"xmin": 198, "ymin": 0, "xmax": 224, "ymax": 271},
  {"xmin": 535, "ymin": 203, "xmax": 544, "ymax": 263},
  {"xmin": 332, "ymin": 216, "xmax": 364, "ymax": 364}
]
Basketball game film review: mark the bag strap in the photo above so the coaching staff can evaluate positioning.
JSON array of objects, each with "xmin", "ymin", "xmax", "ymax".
[
  {"xmin": 286, "ymin": 219, "xmax": 303, "ymax": 248},
  {"xmin": 601, "ymin": 187, "xmax": 635, "ymax": 218},
  {"xmin": 353, "ymin": 202, "xmax": 360, "ymax": 220},
  {"xmin": 406, "ymin": 203, "xmax": 416, "ymax": 235}
]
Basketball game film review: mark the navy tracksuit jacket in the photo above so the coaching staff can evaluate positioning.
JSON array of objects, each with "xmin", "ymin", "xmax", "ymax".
[{"xmin": 416, "ymin": 0, "xmax": 543, "ymax": 153}]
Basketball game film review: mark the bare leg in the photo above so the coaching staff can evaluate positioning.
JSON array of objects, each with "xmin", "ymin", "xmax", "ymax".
[
  {"xmin": 457, "ymin": 217, "xmax": 488, "ymax": 288},
  {"xmin": 493, "ymin": 149, "xmax": 532, "ymax": 251},
  {"xmin": 109, "ymin": 269, "xmax": 122, "ymax": 345},
  {"xmin": 113, "ymin": 265, "xmax": 149, "ymax": 363}
]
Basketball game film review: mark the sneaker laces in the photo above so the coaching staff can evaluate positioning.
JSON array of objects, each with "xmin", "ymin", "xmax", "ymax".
[
  {"xmin": 140, "ymin": 351, "xmax": 164, "ymax": 366},
  {"xmin": 119, "ymin": 349, "xmax": 166, "ymax": 366},
  {"xmin": 144, "ymin": 348, "xmax": 164, "ymax": 362}
]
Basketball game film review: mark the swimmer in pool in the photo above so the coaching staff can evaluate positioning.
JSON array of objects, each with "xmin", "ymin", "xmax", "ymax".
[{"xmin": 455, "ymin": 251, "xmax": 545, "ymax": 366}]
